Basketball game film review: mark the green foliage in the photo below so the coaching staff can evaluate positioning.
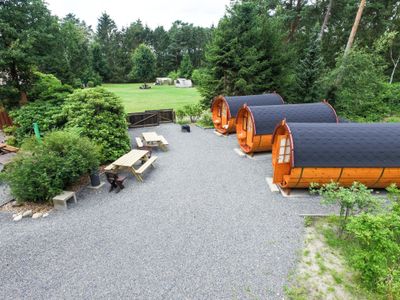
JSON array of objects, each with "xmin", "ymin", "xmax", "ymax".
[
  {"xmin": 9, "ymin": 99, "xmax": 65, "ymax": 144},
  {"xmin": 196, "ymin": 111, "xmax": 214, "ymax": 128},
  {"xmin": 130, "ymin": 44, "xmax": 156, "ymax": 85},
  {"xmin": 2, "ymin": 130, "xmax": 99, "ymax": 203},
  {"xmin": 181, "ymin": 103, "xmax": 203, "ymax": 123},
  {"xmin": 179, "ymin": 53, "xmax": 193, "ymax": 78},
  {"xmin": 311, "ymin": 182, "xmax": 380, "ymax": 234},
  {"xmin": 344, "ymin": 186, "xmax": 400, "ymax": 297},
  {"xmin": 199, "ymin": 1, "xmax": 295, "ymax": 106},
  {"xmin": 167, "ymin": 70, "xmax": 179, "ymax": 81},
  {"xmin": 61, "ymin": 87, "xmax": 131, "ymax": 162},
  {"xmin": 28, "ymin": 72, "xmax": 73, "ymax": 101},
  {"xmin": 380, "ymin": 82, "xmax": 400, "ymax": 115},
  {"xmin": 0, "ymin": 0, "xmax": 59, "ymax": 106},
  {"xmin": 323, "ymin": 49, "xmax": 388, "ymax": 121},
  {"xmin": 295, "ymin": 28, "xmax": 325, "ymax": 103},
  {"xmin": 317, "ymin": 185, "xmax": 400, "ymax": 298}
]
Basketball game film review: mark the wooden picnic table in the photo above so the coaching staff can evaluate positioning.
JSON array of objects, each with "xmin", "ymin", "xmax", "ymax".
[
  {"xmin": 141, "ymin": 132, "xmax": 169, "ymax": 151},
  {"xmin": 104, "ymin": 149, "xmax": 157, "ymax": 182}
]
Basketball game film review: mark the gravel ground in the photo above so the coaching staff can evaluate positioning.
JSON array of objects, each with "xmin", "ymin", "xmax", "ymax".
[{"xmin": 0, "ymin": 123, "xmax": 335, "ymax": 299}]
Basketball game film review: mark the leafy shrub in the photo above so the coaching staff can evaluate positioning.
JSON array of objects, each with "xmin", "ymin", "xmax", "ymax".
[
  {"xmin": 87, "ymin": 81, "xmax": 95, "ymax": 88},
  {"xmin": 344, "ymin": 185, "xmax": 400, "ymax": 298},
  {"xmin": 61, "ymin": 87, "xmax": 131, "ymax": 162},
  {"xmin": 380, "ymin": 82, "xmax": 400, "ymax": 116},
  {"xmin": 167, "ymin": 70, "xmax": 179, "ymax": 81},
  {"xmin": 2, "ymin": 125, "xmax": 16, "ymax": 136},
  {"xmin": 28, "ymin": 72, "xmax": 73, "ymax": 102},
  {"xmin": 311, "ymin": 181, "xmax": 380, "ymax": 234},
  {"xmin": 2, "ymin": 130, "xmax": 100, "ymax": 203},
  {"xmin": 182, "ymin": 104, "xmax": 203, "ymax": 122},
  {"xmin": 9, "ymin": 99, "xmax": 66, "ymax": 144},
  {"xmin": 191, "ymin": 68, "xmax": 208, "ymax": 86},
  {"xmin": 197, "ymin": 111, "xmax": 214, "ymax": 128},
  {"xmin": 72, "ymin": 78, "xmax": 83, "ymax": 89}
]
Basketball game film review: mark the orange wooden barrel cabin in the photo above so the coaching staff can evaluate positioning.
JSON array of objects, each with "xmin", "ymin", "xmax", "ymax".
[
  {"xmin": 236, "ymin": 102, "xmax": 338, "ymax": 153},
  {"xmin": 272, "ymin": 122, "xmax": 400, "ymax": 189},
  {"xmin": 211, "ymin": 93, "xmax": 284, "ymax": 134}
]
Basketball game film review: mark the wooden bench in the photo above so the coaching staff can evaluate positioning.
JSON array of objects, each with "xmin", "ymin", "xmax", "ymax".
[
  {"xmin": 158, "ymin": 135, "xmax": 169, "ymax": 151},
  {"xmin": 52, "ymin": 191, "xmax": 77, "ymax": 210},
  {"xmin": 104, "ymin": 163, "xmax": 116, "ymax": 171},
  {"xmin": 134, "ymin": 156, "xmax": 157, "ymax": 181},
  {"xmin": 135, "ymin": 137, "xmax": 144, "ymax": 148}
]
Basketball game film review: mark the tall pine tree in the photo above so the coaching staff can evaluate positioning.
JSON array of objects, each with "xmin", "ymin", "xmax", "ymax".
[{"xmin": 295, "ymin": 28, "xmax": 325, "ymax": 103}]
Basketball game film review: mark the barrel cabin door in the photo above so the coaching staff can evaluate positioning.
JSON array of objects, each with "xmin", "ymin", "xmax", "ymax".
[
  {"xmin": 273, "ymin": 135, "xmax": 292, "ymax": 184},
  {"xmin": 246, "ymin": 114, "xmax": 253, "ymax": 147},
  {"xmin": 221, "ymin": 102, "xmax": 228, "ymax": 128}
]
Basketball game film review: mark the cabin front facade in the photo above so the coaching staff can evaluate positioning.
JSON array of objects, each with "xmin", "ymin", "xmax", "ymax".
[
  {"xmin": 272, "ymin": 122, "xmax": 400, "ymax": 189},
  {"xmin": 211, "ymin": 93, "xmax": 284, "ymax": 134},
  {"xmin": 236, "ymin": 102, "xmax": 338, "ymax": 153}
]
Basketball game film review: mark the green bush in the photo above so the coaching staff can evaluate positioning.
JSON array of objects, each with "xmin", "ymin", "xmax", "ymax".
[
  {"xmin": 2, "ymin": 130, "xmax": 100, "ymax": 203},
  {"xmin": 61, "ymin": 87, "xmax": 131, "ymax": 162},
  {"xmin": 9, "ymin": 99, "xmax": 66, "ymax": 144},
  {"xmin": 28, "ymin": 72, "xmax": 73, "ymax": 102},
  {"xmin": 191, "ymin": 68, "xmax": 208, "ymax": 86},
  {"xmin": 311, "ymin": 182, "xmax": 380, "ymax": 234},
  {"xmin": 345, "ymin": 185, "xmax": 400, "ymax": 298},
  {"xmin": 182, "ymin": 103, "xmax": 202, "ymax": 122},
  {"xmin": 380, "ymin": 82, "xmax": 400, "ymax": 116},
  {"xmin": 167, "ymin": 70, "xmax": 179, "ymax": 81},
  {"xmin": 197, "ymin": 111, "xmax": 214, "ymax": 128},
  {"xmin": 87, "ymin": 81, "xmax": 95, "ymax": 88}
]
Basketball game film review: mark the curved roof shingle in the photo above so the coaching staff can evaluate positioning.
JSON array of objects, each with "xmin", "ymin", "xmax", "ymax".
[
  {"xmin": 249, "ymin": 102, "xmax": 337, "ymax": 135},
  {"xmin": 286, "ymin": 123, "xmax": 400, "ymax": 168},
  {"xmin": 225, "ymin": 94, "xmax": 284, "ymax": 117}
]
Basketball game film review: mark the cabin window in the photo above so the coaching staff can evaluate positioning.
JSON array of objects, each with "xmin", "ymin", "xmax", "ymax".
[
  {"xmin": 242, "ymin": 116, "xmax": 247, "ymax": 131},
  {"xmin": 278, "ymin": 136, "xmax": 291, "ymax": 164}
]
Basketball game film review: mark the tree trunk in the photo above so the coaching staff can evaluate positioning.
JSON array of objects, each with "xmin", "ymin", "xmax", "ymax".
[
  {"xmin": 286, "ymin": 0, "xmax": 302, "ymax": 43},
  {"xmin": 389, "ymin": 49, "xmax": 400, "ymax": 84},
  {"xmin": 343, "ymin": 0, "xmax": 366, "ymax": 57},
  {"xmin": 319, "ymin": 0, "xmax": 334, "ymax": 39},
  {"xmin": 19, "ymin": 91, "xmax": 28, "ymax": 105}
]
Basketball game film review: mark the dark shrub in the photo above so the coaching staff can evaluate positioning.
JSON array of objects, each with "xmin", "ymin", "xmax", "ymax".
[
  {"xmin": 2, "ymin": 130, "xmax": 100, "ymax": 203},
  {"xmin": 62, "ymin": 87, "xmax": 131, "ymax": 162}
]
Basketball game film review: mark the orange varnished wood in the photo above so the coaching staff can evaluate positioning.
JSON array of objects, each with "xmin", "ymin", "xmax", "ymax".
[
  {"xmin": 272, "ymin": 123, "xmax": 400, "ymax": 188},
  {"xmin": 211, "ymin": 96, "xmax": 236, "ymax": 134},
  {"xmin": 236, "ymin": 106, "xmax": 273, "ymax": 153}
]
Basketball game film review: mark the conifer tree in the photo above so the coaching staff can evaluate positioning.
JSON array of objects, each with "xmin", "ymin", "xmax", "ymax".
[
  {"xmin": 179, "ymin": 53, "xmax": 193, "ymax": 78},
  {"xmin": 295, "ymin": 28, "xmax": 325, "ymax": 103}
]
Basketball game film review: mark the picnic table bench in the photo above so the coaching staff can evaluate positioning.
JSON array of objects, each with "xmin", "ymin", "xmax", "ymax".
[
  {"xmin": 141, "ymin": 132, "xmax": 169, "ymax": 151},
  {"xmin": 105, "ymin": 149, "xmax": 157, "ymax": 182}
]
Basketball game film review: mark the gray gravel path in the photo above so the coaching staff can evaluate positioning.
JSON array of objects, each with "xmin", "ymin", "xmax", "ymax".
[{"xmin": 0, "ymin": 124, "xmax": 335, "ymax": 299}]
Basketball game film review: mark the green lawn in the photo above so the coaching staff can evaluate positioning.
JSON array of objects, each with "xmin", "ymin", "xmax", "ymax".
[{"xmin": 103, "ymin": 83, "xmax": 201, "ymax": 113}]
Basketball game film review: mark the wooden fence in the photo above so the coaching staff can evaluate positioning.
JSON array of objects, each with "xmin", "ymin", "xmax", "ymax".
[{"xmin": 127, "ymin": 109, "xmax": 175, "ymax": 128}]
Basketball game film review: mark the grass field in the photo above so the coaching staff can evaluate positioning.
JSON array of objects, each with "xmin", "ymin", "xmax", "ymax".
[{"xmin": 103, "ymin": 83, "xmax": 201, "ymax": 112}]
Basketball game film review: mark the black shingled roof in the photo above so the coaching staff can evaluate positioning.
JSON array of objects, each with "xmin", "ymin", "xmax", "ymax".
[
  {"xmin": 225, "ymin": 94, "xmax": 284, "ymax": 117},
  {"xmin": 249, "ymin": 102, "xmax": 337, "ymax": 135},
  {"xmin": 286, "ymin": 123, "xmax": 400, "ymax": 168}
]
